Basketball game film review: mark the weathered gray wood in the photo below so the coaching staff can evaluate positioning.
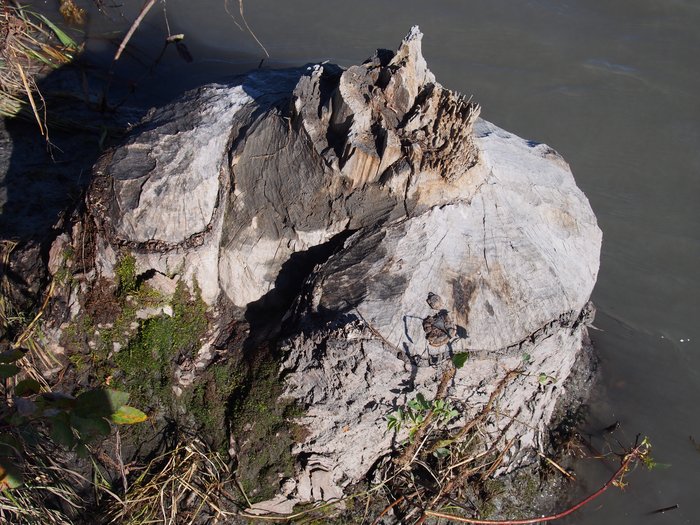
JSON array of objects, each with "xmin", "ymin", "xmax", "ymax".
[{"xmin": 84, "ymin": 26, "xmax": 601, "ymax": 506}]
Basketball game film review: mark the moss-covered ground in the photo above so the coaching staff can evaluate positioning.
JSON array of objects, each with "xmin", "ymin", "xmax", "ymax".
[
  {"xmin": 58, "ymin": 253, "xmax": 303, "ymax": 506},
  {"xmin": 227, "ymin": 346, "xmax": 305, "ymax": 502}
]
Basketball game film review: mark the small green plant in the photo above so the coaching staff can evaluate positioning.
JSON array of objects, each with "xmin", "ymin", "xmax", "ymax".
[
  {"xmin": 636, "ymin": 436, "xmax": 668, "ymax": 470},
  {"xmin": 0, "ymin": 346, "xmax": 147, "ymax": 489},
  {"xmin": 451, "ymin": 351, "xmax": 469, "ymax": 369},
  {"xmin": 537, "ymin": 372, "xmax": 557, "ymax": 386},
  {"xmin": 386, "ymin": 393, "xmax": 459, "ymax": 441}
]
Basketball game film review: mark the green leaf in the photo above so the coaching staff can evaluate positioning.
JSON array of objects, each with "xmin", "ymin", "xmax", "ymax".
[
  {"xmin": 14, "ymin": 379, "xmax": 41, "ymax": 397},
  {"xmin": 451, "ymin": 352, "xmax": 469, "ymax": 369},
  {"xmin": 408, "ymin": 393, "xmax": 430, "ymax": 412},
  {"xmin": 0, "ymin": 364, "xmax": 20, "ymax": 379},
  {"xmin": 74, "ymin": 389, "xmax": 129, "ymax": 418},
  {"xmin": 433, "ymin": 447, "xmax": 451, "ymax": 459},
  {"xmin": 110, "ymin": 405, "xmax": 148, "ymax": 425},
  {"xmin": 25, "ymin": 48, "xmax": 55, "ymax": 67},
  {"xmin": 70, "ymin": 414, "xmax": 111, "ymax": 442},
  {"xmin": 35, "ymin": 14, "xmax": 78, "ymax": 48},
  {"xmin": 75, "ymin": 441, "xmax": 90, "ymax": 459},
  {"xmin": 0, "ymin": 458, "xmax": 23, "ymax": 489},
  {"xmin": 408, "ymin": 412, "xmax": 425, "ymax": 426},
  {"xmin": 433, "ymin": 438, "xmax": 455, "ymax": 449},
  {"xmin": 387, "ymin": 413, "xmax": 401, "ymax": 433},
  {"xmin": 0, "ymin": 349, "xmax": 25, "ymax": 364},
  {"xmin": 49, "ymin": 413, "xmax": 75, "ymax": 448},
  {"xmin": 538, "ymin": 373, "xmax": 556, "ymax": 385}
]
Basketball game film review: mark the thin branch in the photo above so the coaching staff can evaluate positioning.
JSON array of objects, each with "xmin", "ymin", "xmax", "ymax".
[
  {"xmin": 371, "ymin": 495, "xmax": 404, "ymax": 525},
  {"xmin": 423, "ymin": 444, "xmax": 646, "ymax": 524},
  {"xmin": 113, "ymin": 0, "xmax": 157, "ymax": 62},
  {"xmin": 224, "ymin": 0, "xmax": 269, "ymax": 58}
]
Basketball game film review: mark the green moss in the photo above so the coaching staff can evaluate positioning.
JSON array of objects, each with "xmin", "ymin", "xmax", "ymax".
[
  {"xmin": 53, "ymin": 246, "xmax": 76, "ymax": 286},
  {"xmin": 183, "ymin": 359, "xmax": 243, "ymax": 450},
  {"xmin": 476, "ymin": 465, "xmax": 548, "ymax": 519},
  {"xmin": 229, "ymin": 351, "xmax": 303, "ymax": 503},
  {"xmin": 115, "ymin": 280, "xmax": 208, "ymax": 411},
  {"xmin": 60, "ymin": 260, "xmax": 305, "ymax": 502},
  {"xmin": 115, "ymin": 254, "xmax": 137, "ymax": 296},
  {"xmin": 62, "ymin": 312, "xmax": 94, "ymax": 343},
  {"xmin": 67, "ymin": 353, "xmax": 88, "ymax": 373}
]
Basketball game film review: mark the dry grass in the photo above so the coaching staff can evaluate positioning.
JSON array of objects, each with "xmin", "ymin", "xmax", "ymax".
[
  {"xmin": 0, "ymin": 430, "xmax": 86, "ymax": 525},
  {"xmin": 0, "ymin": 2, "xmax": 79, "ymax": 130},
  {"xmin": 104, "ymin": 437, "xmax": 239, "ymax": 525},
  {"xmin": 0, "ymin": 240, "xmax": 59, "ymax": 389}
]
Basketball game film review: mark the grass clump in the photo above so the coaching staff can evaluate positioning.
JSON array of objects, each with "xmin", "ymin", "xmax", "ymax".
[
  {"xmin": 104, "ymin": 437, "xmax": 237, "ymax": 524},
  {"xmin": 0, "ymin": 4, "xmax": 79, "ymax": 127}
]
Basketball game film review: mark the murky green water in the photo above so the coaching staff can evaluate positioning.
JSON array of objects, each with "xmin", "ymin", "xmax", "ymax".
[{"xmin": 34, "ymin": 0, "xmax": 700, "ymax": 522}]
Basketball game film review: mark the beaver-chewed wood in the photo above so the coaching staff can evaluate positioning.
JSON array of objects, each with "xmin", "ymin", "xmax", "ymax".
[{"xmin": 80, "ymin": 26, "xmax": 602, "ymax": 506}]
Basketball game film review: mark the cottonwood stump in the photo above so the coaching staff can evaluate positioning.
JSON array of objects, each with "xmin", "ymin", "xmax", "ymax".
[{"xmin": 84, "ymin": 27, "xmax": 601, "ymax": 506}]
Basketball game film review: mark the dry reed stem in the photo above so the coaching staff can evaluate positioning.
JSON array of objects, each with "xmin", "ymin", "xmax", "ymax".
[
  {"xmin": 224, "ymin": 0, "xmax": 269, "ymax": 58},
  {"xmin": 537, "ymin": 451, "xmax": 575, "ymax": 481},
  {"xmin": 14, "ymin": 60, "xmax": 44, "ymax": 135}
]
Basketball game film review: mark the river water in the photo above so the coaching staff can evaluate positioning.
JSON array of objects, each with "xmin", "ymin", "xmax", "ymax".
[{"xmin": 34, "ymin": 0, "xmax": 700, "ymax": 522}]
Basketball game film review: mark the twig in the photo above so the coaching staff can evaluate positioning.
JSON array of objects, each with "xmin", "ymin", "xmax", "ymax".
[
  {"xmin": 371, "ymin": 495, "xmax": 404, "ymax": 525},
  {"xmin": 537, "ymin": 452, "xmax": 575, "ymax": 481},
  {"xmin": 12, "ymin": 280, "xmax": 54, "ymax": 349},
  {"xmin": 113, "ymin": 0, "xmax": 157, "ymax": 62},
  {"xmin": 224, "ymin": 0, "xmax": 269, "ymax": 58},
  {"xmin": 453, "ymin": 370, "xmax": 520, "ymax": 442},
  {"xmin": 423, "ymin": 443, "xmax": 646, "ymax": 524},
  {"xmin": 480, "ymin": 437, "xmax": 516, "ymax": 482},
  {"xmin": 115, "ymin": 429, "xmax": 128, "ymax": 494},
  {"xmin": 354, "ymin": 308, "xmax": 401, "ymax": 353},
  {"xmin": 648, "ymin": 504, "xmax": 678, "ymax": 515}
]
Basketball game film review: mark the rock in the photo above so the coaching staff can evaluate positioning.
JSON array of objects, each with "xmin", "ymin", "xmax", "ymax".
[
  {"xmin": 84, "ymin": 26, "xmax": 601, "ymax": 505},
  {"xmin": 134, "ymin": 306, "xmax": 164, "ymax": 320},
  {"xmin": 144, "ymin": 272, "xmax": 179, "ymax": 297},
  {"xmin": 48, "ymin": 233, "xmax": 71, "ymax": 276}
]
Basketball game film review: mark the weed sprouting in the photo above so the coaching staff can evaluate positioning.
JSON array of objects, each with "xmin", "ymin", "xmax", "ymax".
[{"xmin": 387, "ymin": 392, "xmax": 459, "ymax": 441}]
